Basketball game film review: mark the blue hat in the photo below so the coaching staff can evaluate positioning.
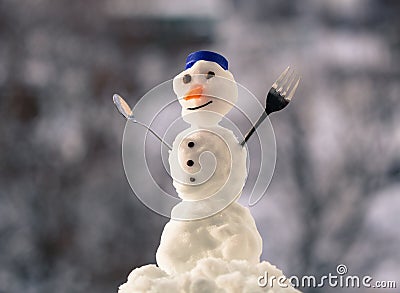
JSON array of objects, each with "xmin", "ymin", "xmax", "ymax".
[{"xmin": 185, "ymin": 50, "xmax": 228, "ymax": 70}]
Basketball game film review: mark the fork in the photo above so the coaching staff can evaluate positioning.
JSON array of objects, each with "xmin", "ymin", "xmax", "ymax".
[
  {"xmin": 113, "ymin": 94, "xmax": 172, "ymax": 150},
  {"xmin": 240, "ymin": 66, "xmax": 300, "ymax": 146}
]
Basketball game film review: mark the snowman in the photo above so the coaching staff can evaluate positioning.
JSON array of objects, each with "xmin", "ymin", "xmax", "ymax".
[
  {"xmin": 168, "ymin": 51, "xmax": 248, "ymax": 220},
  {"xmin": 156, "ymin": 51, "xmax": 263, "ymax": 274},
  {"xmin": 113, "ymin": 51, "xmax": 300, "ymax": 277}
]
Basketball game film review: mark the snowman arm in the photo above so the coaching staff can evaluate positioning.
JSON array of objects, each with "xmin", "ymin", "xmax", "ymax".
[
  {"xmin": 240, "ymin": 88, "xmax": 288, "ymax": 146},
  {"xmin": 135, "ymin": 121, "xmax": 172, "ymax": 150},
  {"xmin": 113, "ymin": 94, "xmax": 172, "ymax": 150},
  {"xmin": 240, "ymin": 111, "xmax": 269, "ymax": 146},
  {"xmin": 240, "ymin": 68, "xmax": 300, "ymax": 146}
]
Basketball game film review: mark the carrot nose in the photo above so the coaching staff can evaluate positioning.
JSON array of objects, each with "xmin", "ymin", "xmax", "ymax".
[{"xmin": 184, "ymin": 85, "xmax": 204, "ymax": 101}]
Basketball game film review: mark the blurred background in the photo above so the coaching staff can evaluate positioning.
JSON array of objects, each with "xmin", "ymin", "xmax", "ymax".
[{"xmin": 0, "ymin": 0, "xmax": 399, "ymax": 292}]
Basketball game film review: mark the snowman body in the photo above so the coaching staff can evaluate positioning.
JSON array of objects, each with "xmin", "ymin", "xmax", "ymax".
[
  {"xmin": 157, "ymin": 124, "xmax": 262, "ymax": 275},
  {"xmin": 169, "ymin": 124, "xmax": 246, "ymax": 202},
  {"xmin": 156, "ymin": 56, "xmax": 262, "ymax": 275}
]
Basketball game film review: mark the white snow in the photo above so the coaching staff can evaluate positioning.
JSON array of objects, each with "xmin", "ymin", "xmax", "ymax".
[
  {"xmin": 118, "ymin": 201, "xmax": 300, "ymax": 292},
  {"xmin": 157, "ymin": 203, "xmax": 262, "ymax": 275},
  {"xmin": 119, "ymin": 257, "xmax": 299, "ymax": 293}
]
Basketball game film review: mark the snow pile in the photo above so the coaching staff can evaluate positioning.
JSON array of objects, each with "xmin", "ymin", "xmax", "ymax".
[
  {"xmin": 157, "ymin": 203, "xmax": 261, "ymax": 275},
  {"xmin": 118, "ymin": 203, "xmax": 300, "ymax": 292},
  {"xmin": 118, "ymin": 257, "xmax": 299, "ymax": 293}
]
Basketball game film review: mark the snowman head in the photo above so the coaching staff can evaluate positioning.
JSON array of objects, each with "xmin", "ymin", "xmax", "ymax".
[{"xmin": 173, "ymin": 51, "xmax": 238, "ymax": 126}]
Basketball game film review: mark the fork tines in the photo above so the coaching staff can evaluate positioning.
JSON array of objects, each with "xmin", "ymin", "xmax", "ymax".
[{"xmin": 272, "ymin": 66, "xmax": 300, "ymax": 101}]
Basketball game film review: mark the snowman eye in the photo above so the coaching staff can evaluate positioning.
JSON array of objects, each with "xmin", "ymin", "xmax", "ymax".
[
  {"xmin": 206, "ymin": 71, "xmax": 215, "ymax": 79},
  {"xmin": 183, "ymin": 74, "xmax": 191, "ymax": 84}
]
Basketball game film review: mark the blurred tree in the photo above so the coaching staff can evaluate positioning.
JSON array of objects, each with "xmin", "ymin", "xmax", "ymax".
[{"xmin": 0, "ymin": 0, "xmax": 399, "ymax": 292}]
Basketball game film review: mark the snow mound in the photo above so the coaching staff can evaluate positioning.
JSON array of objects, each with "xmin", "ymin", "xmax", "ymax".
[
  {"xmin": 157, "ymin": 202, "xmax": 262, "ymax": 275},
  {"xmin": 118, "ymin": 257, "xmax": 300, "ymax": 293}
]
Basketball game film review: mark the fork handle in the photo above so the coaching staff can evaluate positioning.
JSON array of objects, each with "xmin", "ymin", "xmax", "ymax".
[{"xmin": 240, "ymin": 111, "xmax": 269, "ymax": 147}]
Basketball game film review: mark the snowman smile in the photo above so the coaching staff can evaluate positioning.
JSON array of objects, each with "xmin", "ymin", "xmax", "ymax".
[{"xmin": 187, "ymin": 100, "xmax": 213, "ymax": 110}]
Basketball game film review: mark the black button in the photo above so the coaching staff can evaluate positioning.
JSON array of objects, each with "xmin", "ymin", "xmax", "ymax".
[
  {"xmin": 187, "ymin": 160, "xmax": 194, "ymax": 167},
  {"xmin": 190, "ymin": 177, "xmax": 195, "ymax": 182},
  {"xmin": 188, "ymin": 141, "xmax": 194, "ymax": 148}
]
